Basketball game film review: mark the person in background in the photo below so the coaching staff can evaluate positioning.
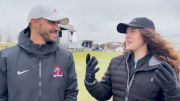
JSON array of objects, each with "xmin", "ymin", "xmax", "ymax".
[
  {"xmin": 0, "ymin": 5, "xmax": 78, "ymax": 101},
  {"xmin": 84, "ymin": 17, "xmax": 180, "ymax": 101}
]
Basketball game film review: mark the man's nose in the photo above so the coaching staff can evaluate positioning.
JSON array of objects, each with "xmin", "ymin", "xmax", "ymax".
[
  {"xmin": 54, "ymin": 24, "xmax": 60, "ymax": 31},
  {"xmin": 126, "ymin": 32, "xmax": 130, "ymax": 39}
]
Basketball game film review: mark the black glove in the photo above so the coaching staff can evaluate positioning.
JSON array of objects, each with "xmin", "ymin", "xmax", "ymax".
[
  {"xmin": 154, "ymin": 62, "xmax": 180, "ymax": 96},
  {"xmin": 85, "ymin": 53, "xmax": 100, "ymax": 83}
]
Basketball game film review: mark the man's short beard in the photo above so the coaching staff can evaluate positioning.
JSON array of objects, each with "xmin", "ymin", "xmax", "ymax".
[{"xmin": 39, "ymin": 31, "xmax": 57, "ymax": 43}]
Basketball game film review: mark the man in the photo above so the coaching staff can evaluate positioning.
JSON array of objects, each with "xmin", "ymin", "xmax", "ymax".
[{"xmin": 0, "ymin": 5, "xmax": 78, "ymax": 101}]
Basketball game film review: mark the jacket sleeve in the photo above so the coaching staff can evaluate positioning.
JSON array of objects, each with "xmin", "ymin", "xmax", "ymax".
[
  {"xmin": 165, "ymin": 80, "xmax": 180, "ymax": 101},
  {"xmin": 64, "ymin": 53, "xmax": 78, "ymax": 101},
  {"xmin": 85, "ymin": 60, "xmax": 113, "ymax": 101},
  {"xmin": 0, "ymin": 52, "xmax": 8, "ymax": 101}
]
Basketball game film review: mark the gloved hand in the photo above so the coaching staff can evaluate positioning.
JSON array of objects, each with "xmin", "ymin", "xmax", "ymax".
[
  {"xmin": 85, "ymin": 53, "xmax": 100, "ymax": 83},
  {"xmin": 154, "ymin": 62, "xmax": 180, "ymax": 96}
]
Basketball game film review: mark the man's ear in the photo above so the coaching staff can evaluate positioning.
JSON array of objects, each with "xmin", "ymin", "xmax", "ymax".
[{"xmin": 30, "ymin": 18, "xmax": 41, "ymax": 25}]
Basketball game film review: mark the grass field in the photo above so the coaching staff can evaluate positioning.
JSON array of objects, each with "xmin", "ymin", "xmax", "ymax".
[
  {"xmin": 0, "ymin": 43, "xmax": 15, "ymax": 50},
  {"xmin": 0, "ymin": 44, "xmax": 120, "ymax": 101},
  {"xmin": 74, "ymin": 51, "xmax": 180, "ymax": 101},
  {"xmin": 73, "ymin": 51, "xmax": 120, "ymax": 101},
  {"xmin": 1, "ymin": 45, "xmax": 180, "ymax": 101}
]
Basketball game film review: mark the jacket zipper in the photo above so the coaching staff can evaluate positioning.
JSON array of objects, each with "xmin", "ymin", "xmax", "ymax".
[
  {"xmin": 125, "ymin": 53, "xmax": 136, "ymax": 101},
  {"xmin": 125, "ymin": 74, "xmax": 135, "ymax": 101},
  {"xmin": 39, "ymin": 60, "xmax": 42, "ymax": 101}
]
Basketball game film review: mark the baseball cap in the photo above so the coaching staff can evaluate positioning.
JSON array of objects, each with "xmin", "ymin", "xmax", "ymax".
[
  {"xmin": 27, "ymin": 5, "xmax": 69, "ymax": 25},
  {"xmin": 117, "ymin": 17, "xmax": 155, "ymax": 34}
]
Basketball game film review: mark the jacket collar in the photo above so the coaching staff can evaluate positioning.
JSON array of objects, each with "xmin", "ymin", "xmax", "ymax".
[
  {"xmin": 125, "ymin": 51, "xmax": 161, "ymax": 71},
  {"xmin": 18, "ymin": 27, "xmax": 59, "ymax": 57}
]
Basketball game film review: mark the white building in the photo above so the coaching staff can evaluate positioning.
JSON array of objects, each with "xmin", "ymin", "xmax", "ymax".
[{"xmin": 59, "ymin": 24, "xmax": 82, "ymax": 50}]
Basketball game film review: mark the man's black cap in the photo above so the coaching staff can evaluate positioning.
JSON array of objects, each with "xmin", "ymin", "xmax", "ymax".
[{"xmin": 117, "ymin": 17, "xmax": 155, "ymax": 34}]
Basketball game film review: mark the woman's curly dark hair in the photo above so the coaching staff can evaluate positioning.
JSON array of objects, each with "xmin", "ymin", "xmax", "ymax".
[{"xmin": 123, "ymin": 28, "xmax": 180, "ymax": 75}]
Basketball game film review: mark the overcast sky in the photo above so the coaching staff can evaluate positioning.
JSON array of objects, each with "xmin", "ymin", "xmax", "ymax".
[{"xmin": 0, "ymin": 0, "xmax": 180, "ymax": 49}]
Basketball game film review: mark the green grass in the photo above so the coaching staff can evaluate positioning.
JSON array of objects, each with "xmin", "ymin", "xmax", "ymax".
[
  {"xmin": 0, "ymin": 44, "xmax": 120, "ymax": 100},
  {"xmin": 0, "ymin": 44, "xmax": 120, "ymax": 101},
  {"xmin": 2, "ymin": 44, "xmax": 180, "ymax": 100},
  {"xmin": 0, "ymin": 43, "xmax": 15, "ymax": 50},
  {"xmin": 73, "ymin": 51, "xmax": 120, "ymax": 101}
]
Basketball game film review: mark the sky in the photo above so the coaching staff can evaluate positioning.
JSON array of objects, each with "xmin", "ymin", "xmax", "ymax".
[{"xmin": 0, "ymin": 0, "xmax": 180, "ymax": 49}]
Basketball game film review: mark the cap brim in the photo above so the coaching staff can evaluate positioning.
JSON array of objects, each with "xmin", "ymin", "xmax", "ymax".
[
  {"xmin": 59, "ymin": 18, "xmax": 69, "ymax": 25},
  {"xmin": 117, "ymin": 23, "xmax": 141, "ymax": 34},
  {"xmin": 45, "ymin": 14, "xmax": 69, "ymax": 25},
  {"xmin": 117, "ymin": 23, "xmax": 128, "ymax": 33}
]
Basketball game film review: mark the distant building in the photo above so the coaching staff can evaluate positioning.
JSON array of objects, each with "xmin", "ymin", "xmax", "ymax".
[
  {"xmin": 59, "ymin": 24, "xmax": 77, "ymax": 43},
  {"xmin": 98, "ymin": 42, "xmax": 123, "ymax": 51},
  {"xmin": 82, "ymin": 40, "xmax": 93, "ymax": 48}
]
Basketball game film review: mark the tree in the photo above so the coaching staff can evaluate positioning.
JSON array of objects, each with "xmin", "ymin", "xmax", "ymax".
[
  {"xmin": 0, "ymin": 28, "xmax": 3, "ymax": 42},
  {"xmin": 6, "ymin": 35, "xmax": 12, "ymax": 43}
]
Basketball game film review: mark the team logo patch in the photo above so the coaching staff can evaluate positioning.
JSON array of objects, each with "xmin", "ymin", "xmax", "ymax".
[{"xmin": 53, "ymin": 65, "xmax": 63, "ymax": 77}]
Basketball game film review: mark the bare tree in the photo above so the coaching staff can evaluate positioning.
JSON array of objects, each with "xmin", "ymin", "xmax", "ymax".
[
  {"xmin": 0, "ymin": 28, "xmax": 3, "ymax": 42},
  {"xmin": 6, "ymin": 34, "xmax": 12, "ymax": 43},
  {"xmin": 0, "ymin": 34, "xmax": 2, "ymax": 43}
]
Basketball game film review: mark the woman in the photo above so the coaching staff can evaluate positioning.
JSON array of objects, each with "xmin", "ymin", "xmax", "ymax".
[{"xmin": 84, "ymin": 17, "xmax": 180, "ymax": 101}]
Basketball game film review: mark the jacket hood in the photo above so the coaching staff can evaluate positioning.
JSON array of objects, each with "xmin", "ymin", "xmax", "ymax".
[{"xmin": 18, "ymin": 27, "xmax": 59, "ymax": 57}]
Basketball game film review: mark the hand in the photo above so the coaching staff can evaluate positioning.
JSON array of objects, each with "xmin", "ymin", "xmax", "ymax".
[
  {"xmin": 154, "ymin": 62, "xmax": 180, "ymax": 95},
  {"xmin": 85, "ymin": 53, "xmax": 100, "ymax": 83}
]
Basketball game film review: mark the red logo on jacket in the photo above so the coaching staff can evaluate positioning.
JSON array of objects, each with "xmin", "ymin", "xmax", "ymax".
[{"xmin": 53, "ymin": 65, "xmax": 63, "ymax": 77}]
